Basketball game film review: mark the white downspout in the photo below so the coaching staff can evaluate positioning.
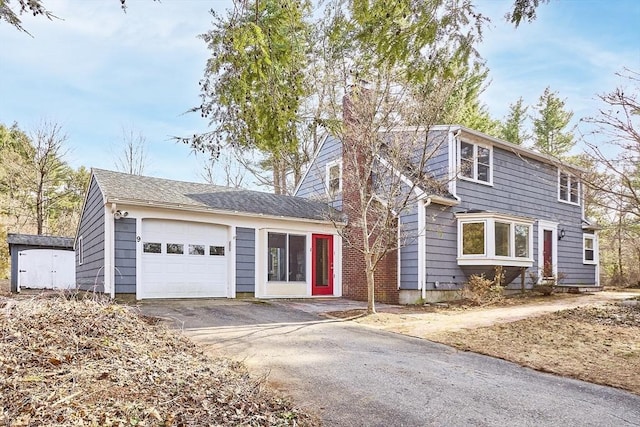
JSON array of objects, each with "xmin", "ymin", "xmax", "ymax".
[
  {"xmin": 449, "ymin": 129, "xmax": 462, "ymax": 202},
  {"xmin": 107, "ymin": 203, "xmax": 116, "ymax": 299},
  {"xmin": 418, "ymin": 197, "xmax": 432, "ymax": 301}
]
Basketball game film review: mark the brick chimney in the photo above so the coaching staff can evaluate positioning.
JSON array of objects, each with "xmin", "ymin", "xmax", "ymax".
[{"xmin": 340, "ymin": 84, "xmax": 399, "ymax": 304}]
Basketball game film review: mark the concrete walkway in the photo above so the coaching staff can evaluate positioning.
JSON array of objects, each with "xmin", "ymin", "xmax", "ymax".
[{"xmin": 350, "ymin": 291, "xmax": 640, "ymax": 337}]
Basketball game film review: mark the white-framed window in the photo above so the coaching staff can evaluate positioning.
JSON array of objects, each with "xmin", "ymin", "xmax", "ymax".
[
  {"xmin": 459, "ymin": 140, "xmax": 492, "ymax": 185},
  {"xmin": 583, "ymin": 234, "xmax": 597, "ymax": 264},
  {"xmin": 462, "ymin": 221, "xmax": 486, "ymax": 255},
  {"xmin": 267, "ymin": 232, "xmax": 306, "ymax": 282},
  {"xmin": 457, "ymin": 212, "xmax": 533, "ymax": 266},
  {"xmin": 325, "ymin": 159, "xmax": 342, "ymax": 195},
  {"xmin": 558, "ymin": 170, "xmax": 580, "ymax": 205},
  {"xmin": 77, "ymin": 236, "xmax": 84, "ymax": 265}
]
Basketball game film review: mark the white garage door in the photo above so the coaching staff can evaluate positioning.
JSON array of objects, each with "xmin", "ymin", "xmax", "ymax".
[
  {"xmin": 140, "ymin": 219, "xmax": 229, "ymax": 298},
  {"xmin": 18, "ymin": 249, "xmax": 76, "ymax": 290}
]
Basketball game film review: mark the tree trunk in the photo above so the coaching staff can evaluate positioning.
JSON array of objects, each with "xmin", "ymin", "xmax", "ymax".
[
  {"xmin": 36, "ymin": 173, "xmax": 44, "ymax": 235},
  {"xmin": 272, "ymin": 157, "xmax": 282, "ymax": 195},
  {"xmin": 617, "ymin": 212, "xmax": 624, "ymax": 283},
  {"xmin": 365, "ymin": 252, "xmax": 376, "ymax": 314}
]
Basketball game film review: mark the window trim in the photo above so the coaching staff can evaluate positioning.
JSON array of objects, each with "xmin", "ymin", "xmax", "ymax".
[
  {"xmin": 77, "ymin": 236, "xmax": 84, "ymax": 265},
  {"xmin": 325, "ymin": 158, "xmax": 343, "ymax": 196},
  {"xmin": 558, "ymin": 169, "xmax": 580, "ymax": 206},
  {"xmin": 458, "ymin": 139, "xmax": 493, "ymax": 186},
  {"xmin": 456, "ymin": 212, "xmax": 534, "ymax": 267},
  {"xmin": 583, "ymin": 234, "xmax": 598, "ymax": 265}
]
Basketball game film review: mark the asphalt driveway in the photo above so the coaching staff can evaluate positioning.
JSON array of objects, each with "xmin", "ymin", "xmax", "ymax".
[{"xmin": 139, "ymin": 299, "xmax": 640, "ymax": 426}]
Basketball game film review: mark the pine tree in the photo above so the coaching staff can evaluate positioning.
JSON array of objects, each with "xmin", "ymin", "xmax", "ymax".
[
  {"xmin": 532, "ymin": 87, "xmax": 575, "ymax": 157},
  {"xmin": 500, "ymin": 97, "xmax": 529, "ymax": 145}
]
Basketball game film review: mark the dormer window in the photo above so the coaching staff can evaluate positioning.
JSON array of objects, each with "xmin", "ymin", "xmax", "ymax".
[
  {"xmin": 558, "ymin": 170, "xmax": 579, "ymax": 205},
  {"xmin": 459, "ymin": 140, "xmax": 492, "ymax": 185},
  {"xmin": 326, "ymin": 159, "xmax": 342, "ymax": 195}
]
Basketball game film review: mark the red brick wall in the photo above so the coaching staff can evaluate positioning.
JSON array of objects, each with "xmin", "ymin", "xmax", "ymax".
[{"xmin": 342, "ymin": 243, "xmax": 398, "ymax": 304}]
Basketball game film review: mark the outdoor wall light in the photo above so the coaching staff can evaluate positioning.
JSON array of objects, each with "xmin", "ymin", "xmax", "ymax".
[
  {"xmin": 558, "ymin": 228, "xmax": 566, "ymax": 240},
  {"xmin": 114, "ymin": 210, "xmax": 129, "ymax": 219}
]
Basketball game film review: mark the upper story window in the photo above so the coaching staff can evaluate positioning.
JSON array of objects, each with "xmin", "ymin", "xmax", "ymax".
[
  {"xmin": 558, "ymin": 170, "xmax": 580, "ymax": 205},
  {"xmin": 459, "ymin": 140, "xmax": 492, "ymax": 185},
  {"xmin": 457, "ymin": 212, "xmax": 533, "ymax": 267},
  {"xmin": 326, "ymin": 159, "xmax": 342, "ymax": 195}
]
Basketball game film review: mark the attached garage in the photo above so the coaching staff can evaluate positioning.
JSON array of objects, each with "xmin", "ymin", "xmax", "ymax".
[
  {"xmin": 138, "ymin": 219, "xmax": 229, "ymax": 298},
  {"xmin": 75, "ymin": 169, "xmax": 343, "ymax": 300},
  {"xmin": 7, "ymin": 234, "xmax": 75, "ymax": 292}
]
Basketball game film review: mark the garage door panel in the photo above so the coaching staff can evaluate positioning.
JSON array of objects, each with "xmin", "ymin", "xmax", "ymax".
[{"xmin": 140, "ymin": 219, "xmax": 229, "ymax": 299}]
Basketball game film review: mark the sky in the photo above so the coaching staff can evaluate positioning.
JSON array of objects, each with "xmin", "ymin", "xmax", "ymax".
[{"xmin": 1, "ymin": 0, "xmax": 639, "ymax": 184}]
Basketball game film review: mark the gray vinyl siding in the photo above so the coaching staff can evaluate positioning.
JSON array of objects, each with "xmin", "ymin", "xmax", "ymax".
[
  {"xmin": 235, "ymin": 227, "xmax": 255, "ymax": 293},
  {"xmin": 295, "ymin": 135, "xmax": 343, "ymax": 209},
  {"xmin": 560, "ymin": 230, "xmax": 596, "ymax": 285},
  {"xmin": 447, "ymin": 144, "xmax": 596, "ymax": 286},
  {"xmin": 424, "ymin": 130, "xmax": 450, "ymax": 180},
  {"xmin": 114, "ymin": 217, "xmax": 136, "ymax": 294},
  {"xmin": 399, "ymin": 206, "xmax": 419, "ymax": 289},
  {"xmin": 9, "ymin": 246, "xmax": 20, "ymax": 292},
  {"xmin": 425, "ymin": 205, "xmax": 462, "ymax": 289},
  {"xmin": 76, "ymin": 177, "xmax": 105, "ymax": 292}
]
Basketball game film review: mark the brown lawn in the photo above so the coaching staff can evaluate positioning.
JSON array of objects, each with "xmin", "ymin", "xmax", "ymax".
[
  {"xmin": 339, "ymin": 292, "xmax": 640, "ymax": 395},
  {"xmin": 430, "ymin": 302, "xmax": 640, "ymax": 394}
]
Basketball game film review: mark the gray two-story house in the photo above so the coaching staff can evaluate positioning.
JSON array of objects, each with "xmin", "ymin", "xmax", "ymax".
[{"xmin": 295, "ymin": 125, "xmax": 600, "ymax": 303}]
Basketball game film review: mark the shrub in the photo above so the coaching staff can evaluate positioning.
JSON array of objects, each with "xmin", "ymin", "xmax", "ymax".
[{"xmin": 462, "ymin": 270, "xmax": 504, "ymax": 306}]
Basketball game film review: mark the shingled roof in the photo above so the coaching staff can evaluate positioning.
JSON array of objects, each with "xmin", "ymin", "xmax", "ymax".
[
  {"xmin": 92, "ymin": 169, "xmax": 343, "ymax": 223},
  {"xmin": 7, "ymin": 233, "xmax": 74, "ymax": 249}
]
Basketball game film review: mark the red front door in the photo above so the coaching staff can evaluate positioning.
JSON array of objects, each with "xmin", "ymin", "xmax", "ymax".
[
  {"xmin": 312, "ymin": 234, "xmax": 333, "ymax": 296},
  {"xmin": 543, "ymin": 230, "xmax": 553, "ymax": 277}
]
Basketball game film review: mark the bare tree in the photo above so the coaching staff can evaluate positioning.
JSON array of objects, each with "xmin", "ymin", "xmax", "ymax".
[
  {"xmin": 337, "ymin": 77, "xmax": 460, "ymax": 314},
  {"xmin": 200, "ymin": 149, "xmax": 246, "ymax": 188},
  {"xmin": 114, "ymin": 126, "xmax": 148, "ymax": 176},
  {"xmin": 26, "ymin": 121, "xmax": 71, "ymax": 235},
  {"xmin": 583, "ymin": 69, "xmax": 640, "ymax": 219}
]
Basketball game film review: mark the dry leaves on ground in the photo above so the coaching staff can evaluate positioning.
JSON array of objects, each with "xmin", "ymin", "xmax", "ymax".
[
  {"xmin": 431, "ymin": 301, "xmax": 640, "ymax": 395},
  {"xmin": 0, "ymin": 295, "xmax": 317, "ymax": 427}
]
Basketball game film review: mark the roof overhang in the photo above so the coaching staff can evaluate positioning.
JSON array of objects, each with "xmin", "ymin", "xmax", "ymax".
[
  {"xmin": 378, "ymin": 125, "xmax": 586, "ymax": 174},
  {"xmin": 105, "ymin": 197, "xmax": 347, "ymax": 226}
]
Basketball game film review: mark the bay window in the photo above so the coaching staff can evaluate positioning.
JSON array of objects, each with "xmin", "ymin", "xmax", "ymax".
[
  {"xmin": 462, "ymin": 222, "xmax": 485, "ymax": 255},
  {"xmin": 457, "ymin": 213, "xmax": 534, "ymax": 266}
]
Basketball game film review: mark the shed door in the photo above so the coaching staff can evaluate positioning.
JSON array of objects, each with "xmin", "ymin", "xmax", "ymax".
[
  {"xmin": 140, "ymin": 219, "xmax": 229, "ymax": 299},
  {"xmin": 18, "ymin": 249, "xmax": 75, "ymax": 290}
]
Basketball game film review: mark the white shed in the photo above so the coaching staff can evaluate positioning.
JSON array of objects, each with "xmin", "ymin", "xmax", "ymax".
[{"xmin": 7, "ymin": 233, "xmax": 76, "ymax": 292}]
